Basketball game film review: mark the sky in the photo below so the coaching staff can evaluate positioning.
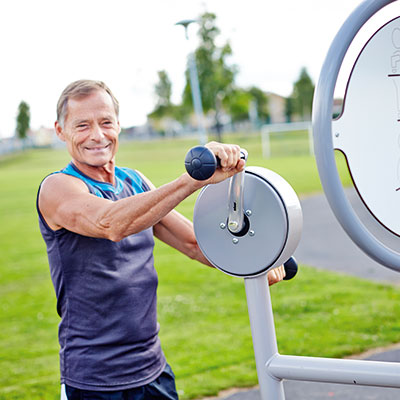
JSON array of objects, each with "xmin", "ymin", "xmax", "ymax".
[{"xmin": 1, "ymin": 0, "xmax": 400, "ymax": 138}]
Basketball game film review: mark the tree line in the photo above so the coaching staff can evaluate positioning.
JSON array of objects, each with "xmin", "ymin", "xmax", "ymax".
[
  {"xmin": 13, "ymin": 12, "xmax": 314, "ymax": 141},
  {"xmin": 148, "ymin": 12, "xmax": 315, "ymax": 135}
]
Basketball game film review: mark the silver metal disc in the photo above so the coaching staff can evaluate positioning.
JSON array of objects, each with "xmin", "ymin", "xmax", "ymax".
[{"xmin": 193, "ymin": 170, "xmax": 289, "ymax": 277}]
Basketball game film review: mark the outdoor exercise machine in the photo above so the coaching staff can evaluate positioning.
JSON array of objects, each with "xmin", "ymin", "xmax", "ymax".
[{"xmin": 184, "ymin": 0, "xmax": 400, "ymax": 398}]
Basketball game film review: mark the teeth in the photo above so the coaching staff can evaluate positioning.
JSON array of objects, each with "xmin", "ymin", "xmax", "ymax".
[{"xmin": 86, "ymin": 145, "xmax": 109, "ymax": 150}]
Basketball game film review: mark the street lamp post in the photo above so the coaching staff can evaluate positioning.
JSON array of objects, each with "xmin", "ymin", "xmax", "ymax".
[{"xmin": 176, "ymin": 19, "xmax": 207, "ymax": 145}]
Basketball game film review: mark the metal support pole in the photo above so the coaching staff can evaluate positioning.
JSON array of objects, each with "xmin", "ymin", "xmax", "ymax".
[
  {"xmin": 244, "ymin": 275, "xmax": 285, "ymax": 400},
  {"xmin": 261, "ymin": 126, "xmax": 271, "ymax": 158},
  {"xmin": 188, "ymin": 52, "xmax": 207, "ymax": 145},
  {"xmin": 175, "ymin": 19, "xmax": 208, "ymax": 146},
  {"xmin": 307, "ymin": 124, "xmax": 314, "ymax": 156}
]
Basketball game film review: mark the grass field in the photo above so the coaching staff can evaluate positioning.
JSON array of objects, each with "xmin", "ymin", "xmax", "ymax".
[{"xmin": 1, "ymin": 135, "xmax": 400, "ymax": 399}]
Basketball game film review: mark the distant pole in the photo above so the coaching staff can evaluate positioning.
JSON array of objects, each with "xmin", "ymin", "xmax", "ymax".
[{"xmin": 175, "ymin": 19, "xmax": 207, "ymax": 145}]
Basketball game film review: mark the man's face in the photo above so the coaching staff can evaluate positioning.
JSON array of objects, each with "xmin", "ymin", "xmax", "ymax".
[{"xmin": 55, "ymin": 90, "xmax": 120, "ymax": 168}]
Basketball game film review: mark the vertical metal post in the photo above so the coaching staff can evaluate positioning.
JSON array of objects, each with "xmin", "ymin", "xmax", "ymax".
[
  {"xmin": 307, "ymin": 123, "xmax": 314, "ymax": 156},
  {"xmin": 261, "ymin": 126, "xmax": 271, "ymax": 158},
  {"xmin": 244, "ymin": 274, "xmax": 285, "ymax": 400},
  {"xmin": 188, "ymin": 52, "xmax": 207, "ymax": 145},
  {"xmin": 176, "ymin": 19, "xmax": 208, "ymax": 146}
]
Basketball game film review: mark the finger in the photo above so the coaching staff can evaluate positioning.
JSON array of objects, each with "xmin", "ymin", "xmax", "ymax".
[
  {"xmin": 206, "ymin": 143, "xmax": 229, "ymax": 169},
  {"xmin": 227, "ymin": 145, "xmax": 240, "ymax": 170},
  {"xmin": 219, "ymin": 148, "xmax": 230, "ymax": 170},
  {"xmin": 235, "ymin": 158, "xmax": 246, "ymax": 172},
  {"xmin": 205, "ymin": 143, "xmax": 242, "ymax": 171},
  {"xmin": 267, "ymin": 270, "xmax": 279, "ymax": 286},
  {"xmin": 220, "ymin": 145, "xmax": 236, "ymax": 170},
  {"xmin": 277, "ymin": 265, "xmax": 286, "ymax": 281}
]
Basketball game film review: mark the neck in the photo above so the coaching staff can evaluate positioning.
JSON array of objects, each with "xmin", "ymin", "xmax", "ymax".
[{"xmin": 72, "ymin": 159, "xmax": 116, "ymax": 185}]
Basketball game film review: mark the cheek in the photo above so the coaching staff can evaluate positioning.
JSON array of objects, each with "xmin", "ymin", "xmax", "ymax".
[
  {"xmin": 69, "ymin": 135, "xmax": 87, "ymax": 150},
  {"xmin": 108, "ymin": 132, "xmax": 119, "ymax": 143}
]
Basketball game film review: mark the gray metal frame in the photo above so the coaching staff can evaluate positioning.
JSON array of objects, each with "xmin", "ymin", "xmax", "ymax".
[
  {"xmin": 245, "ymin": 274, "xmax": 400, "ymax": 400},
  {"xmin": 193, "ymin": 3, "xmax": 400, "ymax": 397},
  {"xmin": 248, "ymin": 1, "xmax": 400, "ymax": 398},
  {"xmin": 312, "ymin": 0, "xmax": 400, "ymax": 270}
]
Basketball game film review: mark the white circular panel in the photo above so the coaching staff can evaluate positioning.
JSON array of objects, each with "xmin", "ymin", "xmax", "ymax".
[
  {"xmin": 333, "ymin": 16, "xmax": 400, "ymax": 236},
  {"xmin": 193, "ymin": 168, "xmax": 302, "ymax": 277}
]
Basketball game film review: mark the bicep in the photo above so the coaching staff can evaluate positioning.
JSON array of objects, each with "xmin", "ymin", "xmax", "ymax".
[{"xmin": 39, "ymin": 174, "xmax": 114, "ymax": 238}]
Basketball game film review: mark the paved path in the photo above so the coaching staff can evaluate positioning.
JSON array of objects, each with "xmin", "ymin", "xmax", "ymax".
[
  {"xmin": 216, "ymin": 189, "xmax": 400, "ymax": 400},
  {"xmin": 293, "ymin": 187, "xmax": 400, "ymax": 284}
]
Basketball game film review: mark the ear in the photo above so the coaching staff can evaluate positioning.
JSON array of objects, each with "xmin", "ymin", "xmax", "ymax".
[
  {"xmin": 55, "ymin": 121, "xmax": 66, "ymax": 142},
  {"xmin": 117, "ymin": 120, "xmax": 121, "ymax": 135}
]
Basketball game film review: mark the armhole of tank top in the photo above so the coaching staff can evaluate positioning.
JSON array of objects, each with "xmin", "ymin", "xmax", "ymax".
[
  {"xmin": 36, "ymin": 174, "xmax": 60, "ymax": 233},
  {"xmin": 131, "ymin": 169, "xmax": 151, "ymax": 192},
  {"xmin": 141, "ymin": 177, "xmax": 151, "ymax": 192}
]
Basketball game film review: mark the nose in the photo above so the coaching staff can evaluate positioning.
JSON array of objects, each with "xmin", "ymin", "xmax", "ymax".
[{"xmin": 89, "ymin": 123, "xmax": 106, "ymax": 142}]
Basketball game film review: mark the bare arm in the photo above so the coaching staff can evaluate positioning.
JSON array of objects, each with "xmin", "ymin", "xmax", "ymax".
[
  {"xmin": 39, "ymin": 172, "xmax": 203, "ymax": 241},
  {"xmin": 153, "ymin": 210, "xmax": 213, "ymax": 266},
  {"xmin": 153, "ymin": 209, "xmax": 286, "ymax": 284},
  {"xmin": 38, "ymin": 142, "xmax": 245, "ymax": 242},
  {"xmin": 139, "ymin": 162, "xmax": 286, "ymax": 285}
]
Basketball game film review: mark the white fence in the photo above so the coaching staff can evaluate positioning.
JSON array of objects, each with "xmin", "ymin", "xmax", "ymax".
[
  {"xmin": 261, "ymin": 121, "xmax": 313, "ymax": 158},
  {"xmin": 0, "ymin": 137, "xmax": 35, "ymax": 157}
]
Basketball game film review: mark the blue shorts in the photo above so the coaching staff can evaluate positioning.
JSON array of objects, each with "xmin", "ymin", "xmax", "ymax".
[{"xmin": 63, "ymin": 364, "xmax": 179, "ymax": 400}]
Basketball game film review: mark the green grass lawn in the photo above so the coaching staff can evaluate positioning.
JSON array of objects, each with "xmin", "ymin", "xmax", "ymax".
[{"xmin": 1, "ymin": 136, "xmax": 399, "ymax": 399}]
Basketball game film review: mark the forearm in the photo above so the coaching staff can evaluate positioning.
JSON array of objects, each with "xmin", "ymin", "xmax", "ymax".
[
  {"xmin": 98, "ymin": 173, "xmax": 202, "ymax": 241},
  {"xmin": 154, "ymin": 211, "xmax": 214, "ymax": 267}
]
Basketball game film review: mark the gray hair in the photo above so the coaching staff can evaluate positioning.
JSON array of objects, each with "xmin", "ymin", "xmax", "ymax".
[{"xmin": 57, "ymin": 80, "xmax": 119, "ymax": 127}]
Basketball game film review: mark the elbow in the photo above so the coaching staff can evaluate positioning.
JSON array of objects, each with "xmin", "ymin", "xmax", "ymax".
[
  {"xmin": 106, "ymin": 231, "xmax": 124, "ymax": 243},
  {"xmin": 95, "ymin": 205, "xmax": 146, "ymax": 242},
  {"xmin": 97, "ymin": 224, "xmax": 124, "ymax": 242},
  {"xmin": 185, "ymin": 242, "xmax": 201, "ymax": 260},
  {"xmin": 96, "ymin": 213, "xmax": 125, "ymax": 242}
]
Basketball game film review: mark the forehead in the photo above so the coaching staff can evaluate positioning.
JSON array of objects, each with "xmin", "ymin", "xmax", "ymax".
[{"xmin": 66, "ymin": 90, "xmax": 117, "ymax": 122}]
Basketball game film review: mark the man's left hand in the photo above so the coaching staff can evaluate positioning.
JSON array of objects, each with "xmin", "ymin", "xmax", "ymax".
[{"xmin": 267, "ymin": 265, "xmax": 286, "ymax": 286}]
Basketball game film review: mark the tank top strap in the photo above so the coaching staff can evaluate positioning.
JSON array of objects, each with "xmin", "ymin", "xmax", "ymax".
[{"xmin": 60, "ymin": 163, "xmax": 148, "ymax": 199}]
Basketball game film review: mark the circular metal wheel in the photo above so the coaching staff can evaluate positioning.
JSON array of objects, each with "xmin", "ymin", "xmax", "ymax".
[
  {"xmin": 313, "ymin": 0, "xmax": 400, "ymax": 270},
  {"xmin": 193, "ymin": 167, "xmax": 302, "ymax": 278}
]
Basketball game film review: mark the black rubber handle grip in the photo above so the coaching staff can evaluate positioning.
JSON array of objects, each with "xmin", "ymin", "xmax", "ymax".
[
  {"xmin": 283, "ymin": 257, "xmax": 298, "ymax": 280},
  {"xmin": 184, "ymin": 146, "xmax": 218, "ymax": 180}
]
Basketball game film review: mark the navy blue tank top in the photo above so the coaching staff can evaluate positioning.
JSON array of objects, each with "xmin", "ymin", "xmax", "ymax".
[{"xmin": 37, "ymin": 163, "xmax": 166, "ymax": 391}]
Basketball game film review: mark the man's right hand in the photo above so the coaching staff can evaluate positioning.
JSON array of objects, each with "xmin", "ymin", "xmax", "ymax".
[{"xmin": 202, "ymin": 141, "xmax": 245, "ymax": 185}]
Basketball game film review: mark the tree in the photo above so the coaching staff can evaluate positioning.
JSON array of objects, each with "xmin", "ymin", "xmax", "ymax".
[
  {"xmin": 248, "ymin": 86, "xmax": 269, "ymax": 123},
  {"xmin": 227, "ymin": 88, "xmax": 251, "ymax": 122},
  {"xmin": 148, "ymin": 70, "xmax": 173, "ymax": 120},
  {"xmin": 16, "ymin": 101, "xmax": 30, "ymax": 139},
  {"xmin": 155, "ymin": 70, "xmax": 172, "ymax": 108},
  {"xmin": 291, "ymin": 67, "xmax": 315, "ymax": 119},
  {"xmin": 285, "ymin": 96, "xmax": 295, "ymax": 123},
  {"xmin": 182, "ymin": 12, "xmax": 237, "ymax": 114}
]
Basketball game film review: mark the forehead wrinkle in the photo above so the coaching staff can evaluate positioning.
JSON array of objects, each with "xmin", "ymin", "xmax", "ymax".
[
  {"xmin": 71, "ymin": 113, "xmax": 117, "ymax": 126},
  {"xmin": 66, "ymin": 92, "xmax": 119, "ymax": 126}
]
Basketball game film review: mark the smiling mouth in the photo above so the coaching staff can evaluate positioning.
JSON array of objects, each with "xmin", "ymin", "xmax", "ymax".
[{"xmin": 85, "ymin": 144, "xmax": 111, "ymax": 151}]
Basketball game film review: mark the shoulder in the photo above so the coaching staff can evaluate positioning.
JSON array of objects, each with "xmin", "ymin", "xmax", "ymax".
[
  {"xmin": 39, "ymin": 172, "xmax": 90, "ymax": 211},
  {"xmin": 38, "ymin": 172, "xmax": 91, "ymax": 231},
  {"xmin": 40, "ymin": 172, "xmax": 89, "ymax": 195}
]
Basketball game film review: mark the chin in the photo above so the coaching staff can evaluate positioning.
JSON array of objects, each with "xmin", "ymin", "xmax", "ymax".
[
  {"xmin": 89, "ymin": 159, "xmax": 113, "ymax": 168},
  {"xmin": 79, "ymin": 151, "xmax": 115, "ymax": 167}
]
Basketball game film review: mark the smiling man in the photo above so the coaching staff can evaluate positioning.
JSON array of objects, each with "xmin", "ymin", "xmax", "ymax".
[{"xmin": 36, "ymin": 80, "xmax": 285, "ymax": 400}]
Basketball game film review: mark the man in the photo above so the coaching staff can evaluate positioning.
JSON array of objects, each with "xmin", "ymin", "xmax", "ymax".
[{"xmin": 37, "ymin": 80, "xmax": 285, "ymax": 400}]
